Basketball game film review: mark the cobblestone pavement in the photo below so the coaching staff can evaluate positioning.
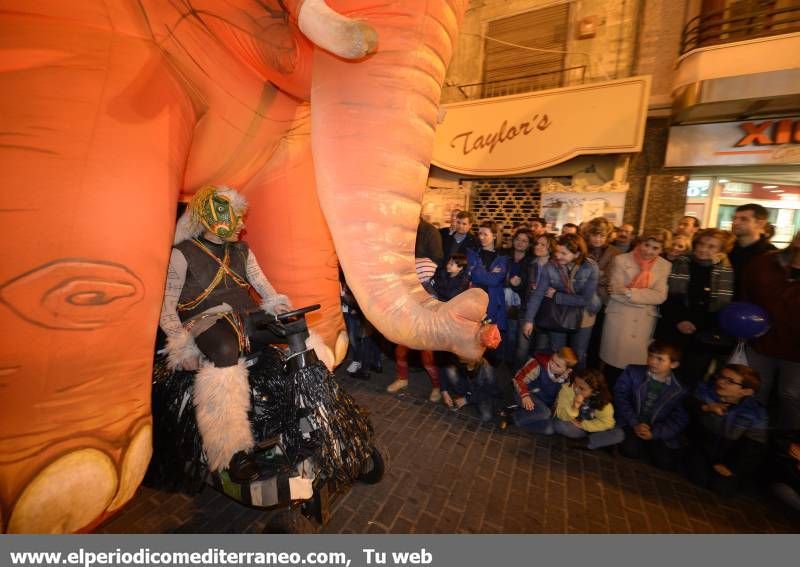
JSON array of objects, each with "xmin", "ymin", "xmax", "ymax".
[{"xmin": 99, "ymin": 364, "xmax": 800, "ymax": 534}]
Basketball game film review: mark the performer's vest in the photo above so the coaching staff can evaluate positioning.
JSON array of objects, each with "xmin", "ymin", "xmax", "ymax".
[{"xmin": 174, "ymin": 238, "xmax": 257, "ymax": 322}]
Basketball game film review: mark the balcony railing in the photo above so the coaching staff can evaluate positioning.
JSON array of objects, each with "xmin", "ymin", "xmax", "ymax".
[
  {"xmin": 441, "ymin": 66, "xmax": 586, "ymax": 103},
  {"xmin": 680, "ymin": 1, "xmax": 800, "ymax": 55}
]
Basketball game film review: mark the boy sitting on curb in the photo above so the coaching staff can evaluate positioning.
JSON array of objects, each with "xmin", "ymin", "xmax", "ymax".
[
  {"xmin": 512, "ymin": 347, "xmax": 577, "ymax": 435},
  {"xmin": 613, "ymin": 340, "xmax": 688, "ymax": 471},
  {"xmin": 688, "ymin": 364, "xmax": 768, "ymax": 497}
]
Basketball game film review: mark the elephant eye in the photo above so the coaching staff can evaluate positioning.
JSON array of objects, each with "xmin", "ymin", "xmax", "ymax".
[{"xmin": 217, "ymin": 206, "xmax": 225, "ymax": 212}]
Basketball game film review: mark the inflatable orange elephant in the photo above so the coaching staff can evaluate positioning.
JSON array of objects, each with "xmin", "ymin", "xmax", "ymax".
[{"xmin": 0, "ymin": 0, "xmax": 489, "ymax": 532}]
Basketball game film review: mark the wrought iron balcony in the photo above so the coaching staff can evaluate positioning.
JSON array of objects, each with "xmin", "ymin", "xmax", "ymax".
[
  {"xmin": 680, "ymin": 1, "xmax": 800, "ymax": 55},
  {"xmin": 441, "ymin": 65, "xmax": 586, "ymax": 103}
]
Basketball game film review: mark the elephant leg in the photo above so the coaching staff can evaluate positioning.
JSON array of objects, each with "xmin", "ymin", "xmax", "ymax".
[
  {"xmin": 0, "ymin": 14, "xmax": 195, "ymax": 533},
  {"xmin": 243, "ymin": 104, "xmax": 345, "ymax": 366}
]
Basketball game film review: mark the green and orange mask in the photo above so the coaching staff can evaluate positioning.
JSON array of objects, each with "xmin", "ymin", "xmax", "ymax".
[{"xmin": 190, "ymin": 186, "xmax": 244, "ymax": 239}]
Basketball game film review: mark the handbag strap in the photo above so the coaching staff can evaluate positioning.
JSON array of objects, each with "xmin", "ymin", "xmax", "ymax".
[{"xmin": 556, "ymin": 263, "xmax": 577, "ymax": 294}]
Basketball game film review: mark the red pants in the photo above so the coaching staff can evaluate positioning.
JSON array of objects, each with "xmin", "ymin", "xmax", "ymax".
[{"xmin": 395, "ymin": 345, "xmax": 440, "ymax": 388}]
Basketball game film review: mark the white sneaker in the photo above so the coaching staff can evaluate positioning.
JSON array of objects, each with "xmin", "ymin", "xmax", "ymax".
[
  {"xmin": 429, "ymin": 388, "xmax": 442, "ymax": 403},
  {"xmin": 386, "ymin": 379, "xmax": 408, "ymax": 393},
  {"xmin": 346, "ymin": 361, "xmax": 361, "ymax": 374}
]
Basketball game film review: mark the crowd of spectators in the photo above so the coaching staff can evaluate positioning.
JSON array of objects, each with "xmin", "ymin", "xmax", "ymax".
[{"xmin": 340, "ymin": 204, "xmax": 800, "ymax": 511}]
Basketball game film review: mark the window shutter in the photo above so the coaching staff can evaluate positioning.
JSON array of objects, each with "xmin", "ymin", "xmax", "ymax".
[{"xmin": 483, "ymin": 4, "xmax": 570, "ymax": 96}]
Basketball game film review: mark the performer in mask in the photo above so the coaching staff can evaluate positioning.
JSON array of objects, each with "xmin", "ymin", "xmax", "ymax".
[{"xmin": 160, "ymin": 185, "xmax": 293, "ymax": 483}]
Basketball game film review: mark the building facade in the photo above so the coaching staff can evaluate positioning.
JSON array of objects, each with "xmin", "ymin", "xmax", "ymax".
[
  {"xmin": 424, "ymin": 0, "xmax": 800, "ymax": 245},
  {"xmin": 664, "ymin": 0, "xmax": 800, "ymax": 246}
]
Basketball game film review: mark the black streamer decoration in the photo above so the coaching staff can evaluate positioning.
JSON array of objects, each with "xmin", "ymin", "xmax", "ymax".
[
  {"xmin": 146, "ymin": 346, "xmax": 375, "ymax": 494},
  {"xmin": 146, "ymin": 357, "xmax": 208, "ymax": 493},
  {"xmin": 248, "ymin": 347, "xmax": 297, "ymax": 445},
  {"xmin": 290, "ymin": 363, "xmax": 374, "ymax": 483}
]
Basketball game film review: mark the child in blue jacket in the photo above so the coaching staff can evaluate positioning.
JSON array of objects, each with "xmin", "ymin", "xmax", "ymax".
[
  {"xmin": 430, "ymin": 253, "xmax": 470, "ymax": 302},
  {"xmin": 432, "ymin": 254, "xmax": 476, "ymax": 410},
  {"xmin": 614, "ymin": 340, "xmax": 688, "ymax": 471},
  {"xmin": 688, "ymin": 364, "xmax": 768, "ymax": 497}
]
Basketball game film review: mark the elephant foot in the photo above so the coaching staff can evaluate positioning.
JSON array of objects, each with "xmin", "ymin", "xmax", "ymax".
[{"xmin": 6, "ymin": 421, "xmax": 151, "ymax": 533}]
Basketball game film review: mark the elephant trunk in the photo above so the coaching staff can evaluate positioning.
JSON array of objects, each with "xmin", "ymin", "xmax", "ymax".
[{"xmin": 310, "ymin": 0, "xmax": 489, "ymax": 361}]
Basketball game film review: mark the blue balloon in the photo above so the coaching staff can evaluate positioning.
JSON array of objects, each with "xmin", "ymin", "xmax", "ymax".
[{"xmin": 718, "ymin": 302, "xmax": 770, "ymax": 339}]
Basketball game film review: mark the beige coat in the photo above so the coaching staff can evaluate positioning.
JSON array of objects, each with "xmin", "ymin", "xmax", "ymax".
[{"xmin": 600, "ymin": 253, "xmax": 670, "ymax": 369}]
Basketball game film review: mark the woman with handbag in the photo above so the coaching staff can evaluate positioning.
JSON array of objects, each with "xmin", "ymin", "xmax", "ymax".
[
  {"xmin": 499, "ymin": 228, "xmax": 532, "ymax": 366},
  {"xmin": 522, "ymin": 233, "xmax": 599, "ymax": 369},
  {"xmin": 600, "ymin": 229, "xmax": 672, "ymax": 387},
  {"xmin": 583, "ymin": 217, "xmax": 621, "ymax": 368},
  {"xmin": 517, "ymin": 233, "xmax": 558, "ymax": 365}
]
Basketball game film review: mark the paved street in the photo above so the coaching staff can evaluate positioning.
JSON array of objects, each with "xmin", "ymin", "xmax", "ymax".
[{"xmin": 99, "ymin": 365, "xmax": 800, "ymax": 534}]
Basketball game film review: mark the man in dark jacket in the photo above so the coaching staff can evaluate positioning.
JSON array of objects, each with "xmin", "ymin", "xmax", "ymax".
[
  {"xmin": 612, "ymin": 223, "xmax": 635, "ymax": 253},
  {"xmin": 743, "ymin": 229, "xmax": 800, "ymax": 429},
  {"xmin": 441, "ymin": 211, "xmax": 479, "ymax": 265},
  {"xmin": 529, "ymin": 216, "xmax": 548, "ymax": 237},
  {"xmin": 439, "ymin": 208, "xmax": 461, "ymax": 241},
  {"xmin": 614, "ymin": 340, "xmax": 688, "ymax": 471},
  {"xmin": 729, "ymin": 203, "xmax": 776, "ymax": 299}
]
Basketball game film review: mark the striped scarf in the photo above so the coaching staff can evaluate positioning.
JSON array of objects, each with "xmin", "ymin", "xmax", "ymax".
[{"xmin": 668, "ymin": 255, "xmax": 734, "ymax": 312}]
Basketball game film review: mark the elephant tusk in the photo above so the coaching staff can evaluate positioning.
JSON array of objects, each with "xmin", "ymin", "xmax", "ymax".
[{"xmin": 297, "ymin": 0, "xmax": 378, "ymax": 59}]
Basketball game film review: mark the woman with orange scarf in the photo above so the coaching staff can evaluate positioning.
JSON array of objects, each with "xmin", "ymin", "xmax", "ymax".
[{"xmin": 600, "ymin": 229, "xmax": 673, "ymax": 387}]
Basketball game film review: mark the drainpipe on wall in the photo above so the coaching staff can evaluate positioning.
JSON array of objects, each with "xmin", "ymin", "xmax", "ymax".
[
  {"xmin": 629, "ymin": 0, "xmax": 643, "ymax": 77},
  {"xmin": 639, "ymin": 174, "xmax": 653, "ymax": 234},
  {"xmin": 615, "ymin": 0, "xmax": 626, "ymax": 79}
]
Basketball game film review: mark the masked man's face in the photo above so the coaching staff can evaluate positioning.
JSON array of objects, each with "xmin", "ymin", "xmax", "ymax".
[{"xmin": 200, "ymin": 194, "xmax": 243, "ymax": 239}]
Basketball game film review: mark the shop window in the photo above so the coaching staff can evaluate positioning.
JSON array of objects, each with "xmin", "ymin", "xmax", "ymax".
[
  {"xmin": 721, "ymin": 182, "xmax": 753, "ymax": 196},
  {"xmin": 687, "ymin": 179, "xmax": 711, "ymax": 198}
]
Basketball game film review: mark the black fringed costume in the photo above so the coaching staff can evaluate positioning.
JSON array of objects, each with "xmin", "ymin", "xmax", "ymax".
[{"xmin": 147, "ymin": 346, "xmax": 375, "ymax": 494}]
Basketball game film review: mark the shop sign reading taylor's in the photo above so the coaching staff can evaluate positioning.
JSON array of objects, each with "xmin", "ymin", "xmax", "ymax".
[
  {"xmin": 432, "ymin": 76, "xmax": 651, "ymax": 175},
  {"xmin": 449, "ymin": 114, "xmax": 553, "ymax": 156}
]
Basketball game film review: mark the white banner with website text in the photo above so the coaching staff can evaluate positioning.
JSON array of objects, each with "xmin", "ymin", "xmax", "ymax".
[{"xmin": 2, "ymin": 534, "xmax": 795, "ymax": 567}]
